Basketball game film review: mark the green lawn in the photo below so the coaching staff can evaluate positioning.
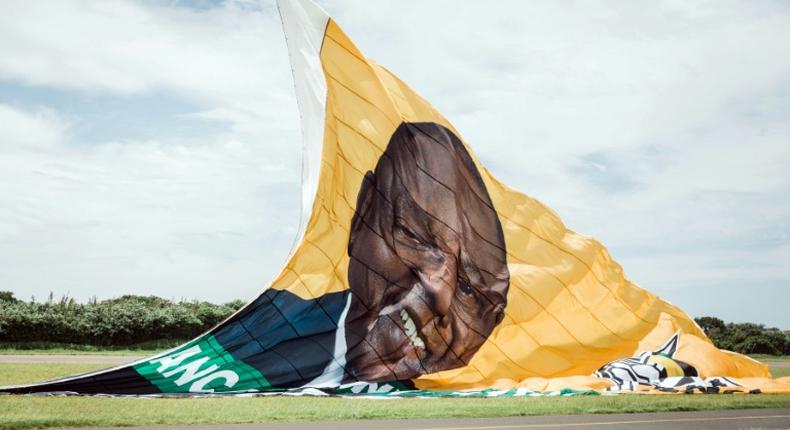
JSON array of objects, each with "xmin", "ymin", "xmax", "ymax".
[
  {"xmin": 773, "ymin": 367, "xmax": 790, "ymax": 378},
  {"xmin": 2, "ymin": 394, "xmax": 790, "ymax": 430},
  {"xmin": 1, "ymin": 361, "xmax": 789, "ymax": 430},
  {"xmin": 0, "ymin": 363, "xmax": 108, "ymax": 387}
]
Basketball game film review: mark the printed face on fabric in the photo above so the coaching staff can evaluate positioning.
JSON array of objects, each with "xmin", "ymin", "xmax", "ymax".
[{"xmin": 345, "ymin": 122, "xmax": 510, "ymax": 382}]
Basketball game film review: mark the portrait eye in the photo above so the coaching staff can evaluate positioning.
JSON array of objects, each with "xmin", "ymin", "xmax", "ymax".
[
  {"xmin": 400, "ymin": 226, "xmax": 419, "ymax": 240},
  {"xmin": 395, "ymin": 218, "xmax": 422, "ymax": 242},
  {"xmin": 458, "ymin": 278, "xmax": 474, "ymax": 295}
]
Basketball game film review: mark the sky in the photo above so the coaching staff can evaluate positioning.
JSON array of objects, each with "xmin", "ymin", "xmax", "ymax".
[{"xmin": 1, "ymin": 0, "xmax": 789, "ymax": 328}]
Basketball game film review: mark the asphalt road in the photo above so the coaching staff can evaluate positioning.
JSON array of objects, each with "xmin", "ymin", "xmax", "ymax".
[
  {"xmin": 58, "ymin": 408, "xmax": 790, "ymax": 430},
  {"xmin": 0, "ymin": 354, "xmax": 146, "ymax": 364}
]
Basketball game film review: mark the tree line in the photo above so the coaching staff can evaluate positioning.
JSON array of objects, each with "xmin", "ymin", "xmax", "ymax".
[
  {"xmin": 0, "ymin": 291, "xmax": 243, "ymax": 347},
  {"xmin": 0, "ymin": 291, "xmax": 787, "ymax": 355},
  {"xmin": 694, "ymin": 316, "xmax": 789, "ymax": 356}
]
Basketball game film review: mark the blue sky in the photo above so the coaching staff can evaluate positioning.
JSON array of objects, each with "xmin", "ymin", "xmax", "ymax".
[{"xmin": 1, "ymin": 0, "xmax": 789, "ymax": 328}]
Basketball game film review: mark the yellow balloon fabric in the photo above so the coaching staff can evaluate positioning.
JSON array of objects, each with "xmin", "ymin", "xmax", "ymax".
[{"xmin": 265, "ymin": 13, "xmax": 789, "ymax": 394}]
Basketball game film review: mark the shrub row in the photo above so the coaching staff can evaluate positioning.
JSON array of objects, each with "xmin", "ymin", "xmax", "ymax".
[
  {"xmin": 1, "ymin": 292, "xmax": 787, "ymax": 355},
  {"xmin": 0, "ymin": 292, "xmax": 243, "ymax": 346},
  {"xmin": 695, "ymin": 316, "xmax": 790, "ymax": 355}
]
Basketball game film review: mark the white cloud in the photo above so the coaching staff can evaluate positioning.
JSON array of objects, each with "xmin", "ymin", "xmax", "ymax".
[
  {"xmin": 1, "ymin": 1, "xmax": 278, "ymax": 97},
  {"xmin": 0, "ymin": 0, "xmax": 789, "ymax": 326},
  {"xmin": 0, "ymin": 0, "xmax": 297, "ymax": 137},
  {"xmin": 0, "ymin": 103, "xmax": 300, "ymax": 303},
  {"xmin": 0, "ymin": 104, "xmax": 66, "ymax": 149},
  {"xmin": 0, "ymin": 1, "xmax": 310, "ymax": 304}
]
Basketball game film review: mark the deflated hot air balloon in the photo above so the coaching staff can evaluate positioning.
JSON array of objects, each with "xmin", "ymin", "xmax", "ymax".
[{"xmin": 3, "ymin": 0, "xmax": 789, "ymax": 396}]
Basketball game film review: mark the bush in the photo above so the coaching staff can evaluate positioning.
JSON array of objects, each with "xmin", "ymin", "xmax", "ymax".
[
  {"xmin": 0, "ymin": 294, "xmax": 241, "ymax": 346},
  {"xmin": 695, "ymin": 316, "xmax": 790, "ymax": 356},
  {"xmin": 0, "ymin": 291, "xmax": 17, "ymax": 303},
  {"xmin": 3, "ymin": 295, "xmax": 787, "ymax": 355}
]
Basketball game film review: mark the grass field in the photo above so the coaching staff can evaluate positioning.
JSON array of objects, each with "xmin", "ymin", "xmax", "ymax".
[
  {"xmin": 3, "ymin": 393, "xmax": 790, "ymax": 430},
  {"xmin": 772, "ymin": 367, "xmax": 790, "ymax": 378},
  {"xmin": 0, "ymin": 360, "xmax": 789, "ymax": 430},
  {"xmin": 0, "ymin": 348, "xmax": 159, "ymax": 356}
]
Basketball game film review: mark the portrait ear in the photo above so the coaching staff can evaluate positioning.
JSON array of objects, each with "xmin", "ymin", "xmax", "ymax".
[
  {"xmin": 350, "ymin": 171, "xmax": 376, "ymax": 240},
  {"xmin": 653, "ymin": 332, "xmax": 680, "ymax": 358}
]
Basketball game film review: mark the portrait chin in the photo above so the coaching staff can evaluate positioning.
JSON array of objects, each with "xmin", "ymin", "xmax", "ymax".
[{"xmin": 344, "ymin": 122, "xmax": 509, "ymax": 383}]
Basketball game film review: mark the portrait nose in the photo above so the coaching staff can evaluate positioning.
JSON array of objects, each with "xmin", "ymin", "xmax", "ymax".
[{"xmin": 416, "ymin": 254, "xmax": 457, "ymax": 318}]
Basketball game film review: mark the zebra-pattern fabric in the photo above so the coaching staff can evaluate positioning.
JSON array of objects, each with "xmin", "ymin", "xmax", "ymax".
[{"xmin": 594, "ymin": 333, "xmax": 704, "ymax": 392}]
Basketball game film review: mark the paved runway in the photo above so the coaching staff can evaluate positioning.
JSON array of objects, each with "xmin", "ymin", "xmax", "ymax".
[
  {"xmin": 62, "ymin": 408, "xmax": 790, "ymax": 430},
  {"xmin": 0, "ymin": 354, "xmax": 145, "ymax": 364}
]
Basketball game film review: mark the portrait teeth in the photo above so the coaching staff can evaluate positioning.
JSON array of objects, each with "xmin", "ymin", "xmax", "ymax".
[{"xmin": 400, "ymin": 309, "xmax": 424, "ymax": 349}]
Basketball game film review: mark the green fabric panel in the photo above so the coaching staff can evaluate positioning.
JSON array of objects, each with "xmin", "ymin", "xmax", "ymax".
[{"xmin": 134, "ymin": 335, "xmax": 270, "ymax": 393}]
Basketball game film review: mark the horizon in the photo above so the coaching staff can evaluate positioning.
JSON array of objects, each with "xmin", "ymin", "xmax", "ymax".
[{"xmin": 3, "ymin": 290, "xmax": 787, "ymax": 331}]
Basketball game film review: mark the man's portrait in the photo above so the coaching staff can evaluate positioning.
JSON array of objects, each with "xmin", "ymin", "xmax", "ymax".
[{"xmin": 344, "ymin": 122, "xmax": 510, "ymax": 382}]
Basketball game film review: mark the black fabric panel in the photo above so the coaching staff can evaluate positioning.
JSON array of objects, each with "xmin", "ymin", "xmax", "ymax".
[
  {"xmin": 677, "ymin": 359, "xmax": 699, "ymax": 377},
  {"xmin": 213, "ymin": 289, "xmax": 349, "ymax": 387},
  {"xmin": 245, "ymin": 331, "xmax": 338, "ymax": 388}
]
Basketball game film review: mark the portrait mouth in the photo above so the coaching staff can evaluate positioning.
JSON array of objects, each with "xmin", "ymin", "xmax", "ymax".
[
  {"xmin": 359, "ymin": 299, "xmax": 441, "ymax": 380},
  {"xmin": 398, "ymin": 308, "xmax": 425, "ymax": 350},
  {"xmin": 375, "ymin": 302, "xmax": 430, "ymax": 363}
]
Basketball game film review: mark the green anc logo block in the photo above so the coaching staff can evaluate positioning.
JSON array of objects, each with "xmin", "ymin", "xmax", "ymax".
[{"xmin": 134, "ymin": 335, "xmax": 271, "ymax": 393}]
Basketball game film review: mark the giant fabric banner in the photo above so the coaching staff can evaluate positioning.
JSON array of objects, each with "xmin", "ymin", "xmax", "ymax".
[{"xmin": 3, "ymin": 0, "xmax": 789, "ymax": 396}]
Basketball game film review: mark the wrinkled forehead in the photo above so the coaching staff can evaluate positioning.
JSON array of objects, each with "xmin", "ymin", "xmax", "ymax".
[
  {"xmin": 377, "ymin": 125, "xmax": 488, "ymax": 214},
  {"xmin": 376, "ymin": 123, "xmax": 506, "ymax": 267},
  {"xmin": 381, "ymin": 124, "xmax": 478, "ymax": 191}
]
